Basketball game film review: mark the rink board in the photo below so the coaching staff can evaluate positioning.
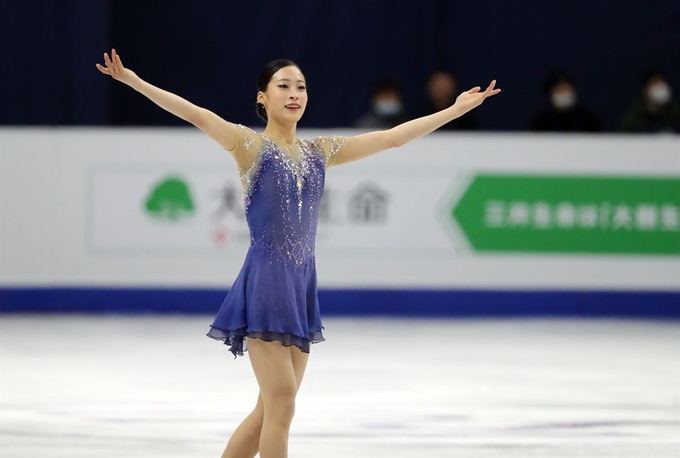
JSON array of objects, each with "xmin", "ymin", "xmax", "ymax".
[{"xmin": 1, "ymin": 128, "xmax": 678, "ymax": 315}]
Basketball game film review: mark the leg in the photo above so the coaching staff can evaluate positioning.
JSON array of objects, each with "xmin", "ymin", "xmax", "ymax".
[
  {"xmin": 220, "ymin": 340, "xmax": 311, "ymax": 458},
  {"xmin": 220, "ymin": 391, "xmax": 264, "ymax": 458},
  {"xmin": 290, "ymin": 343, "xmax": 310, "ymax": 393},
  {"xmin": 247, "ymin": 337, "xmax": 298, "ymax": 458}
]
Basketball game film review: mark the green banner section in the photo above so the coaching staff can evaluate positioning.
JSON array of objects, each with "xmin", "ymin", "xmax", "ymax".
[{"xmin": 451, "ymin": 175, "xmax": 680, "ymax": 255}]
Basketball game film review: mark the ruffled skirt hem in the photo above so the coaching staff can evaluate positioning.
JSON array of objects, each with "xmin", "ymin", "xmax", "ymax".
[{"xmin": 206, "ymin": 326, "xmax": 325, "ymax": 358}]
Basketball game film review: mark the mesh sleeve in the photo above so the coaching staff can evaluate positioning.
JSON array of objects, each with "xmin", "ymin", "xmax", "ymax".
[
  {"xmin": 313, "ymin": 136, "xmax": 346, "ymax": 168},
  {"xmin": 229, "ymin": 124, "xmax": 261, "ymax": 171}
]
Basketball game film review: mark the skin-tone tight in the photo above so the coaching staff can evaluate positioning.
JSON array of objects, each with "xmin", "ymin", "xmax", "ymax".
[{"xmin": 220, "ymin": 337, "xmax": 310, "ymax": 458}]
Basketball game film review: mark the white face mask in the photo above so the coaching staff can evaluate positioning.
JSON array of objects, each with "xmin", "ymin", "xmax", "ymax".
[
  {"xmin": 374, "ymin": 100, "xmax": 402, "ymax": 117},
  {"xmin": 648, "ymin": 83, "xmax": 671, "ymax": 105},
  {"xmin": 551, "ymin": 92, "xmax": 576, "ymax": 110}
]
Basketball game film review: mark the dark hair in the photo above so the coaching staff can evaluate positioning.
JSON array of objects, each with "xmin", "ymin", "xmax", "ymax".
[
  {"xmin": 256, "ymin": 59, "xmax": 300, "ymax": 122},
  {"xmin": 542, "ymin": 70, "xmax": 576, "ymax": 94},
  {"xmin": 641, "ymin": 68, "xmax": 667, "ymax": 87},
  {"xmin": 371, "ymin": 77, "xmax": 403, "ymax": 97},
  {"xmin": 428, "ymin": 68, "xmax": 458, "ymax": 83}
]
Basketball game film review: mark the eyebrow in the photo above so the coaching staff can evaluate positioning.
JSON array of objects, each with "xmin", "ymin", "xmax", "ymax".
[{"xmin": 277, "ymin": 78, "xmax": 306, "ymax": 83}]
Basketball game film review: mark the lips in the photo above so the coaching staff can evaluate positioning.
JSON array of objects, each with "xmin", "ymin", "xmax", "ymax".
[{"xmin": 285, "ymin": 104, "xmax": 300, "ymax": 110}]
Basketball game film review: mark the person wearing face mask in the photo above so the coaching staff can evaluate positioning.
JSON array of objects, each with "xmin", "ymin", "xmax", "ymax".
[
  {"xmin": 531, "ymin": 71, "xmax": 601, "ymax": 132},
  {"xmin": 417, "ymin": 69, "xmax": 479, "ymax": 131},
  {"xmin": 620, "ymin": 70, "xmax": 680, "ymax": 133},
  {"xmin": 356, "ymin": 77, "xmax": 409, "ymax": 129}
]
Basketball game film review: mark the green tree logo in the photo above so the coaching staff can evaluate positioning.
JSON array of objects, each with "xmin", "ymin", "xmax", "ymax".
[{"xmin": 144, "ymin": 176, "xmax": 196, "ymax": 221}]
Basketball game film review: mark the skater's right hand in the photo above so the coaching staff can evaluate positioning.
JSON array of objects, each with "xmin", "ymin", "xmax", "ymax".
[{"xmin": 96, "ymin": 49, "xmax": 139, "ymax": 87}]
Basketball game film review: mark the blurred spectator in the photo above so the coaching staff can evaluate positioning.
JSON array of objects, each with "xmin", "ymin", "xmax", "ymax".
[
  {"xmin": 531, "ymin": 71, "xmax": 601, "ymax": 132},
  {"xmin": 620, "ymin": 69, "xmax": 680, "ymax": 133},
  {"xmin": 417, "ymin": 69, "xmax": 479, "ymax": 130},
  {"xmin": 356, "ymin": 78, "xmax": 408, "ymax": 129}
]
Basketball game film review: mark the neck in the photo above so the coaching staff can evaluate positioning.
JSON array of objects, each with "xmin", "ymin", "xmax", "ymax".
[{"xmin": 263, "ymin": 119, "xmax": 297, "ymax": 145}]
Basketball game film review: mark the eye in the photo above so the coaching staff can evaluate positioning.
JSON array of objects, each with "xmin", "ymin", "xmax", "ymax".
[
  {"xmin": 278, "ymin": 84, "xmax": 288, "ymax": 89},
  {"xmin": 298, "ymin": 85, "xmax": 306, "ymax": 90}
]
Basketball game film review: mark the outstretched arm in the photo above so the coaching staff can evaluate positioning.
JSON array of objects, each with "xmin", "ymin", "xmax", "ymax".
[
  {"xmin": 96, "ymin": 49, "xmax": 239, "ymax": 151},
  {"xmin": 333, "ymin": 80, "xmax": 501, "ymax": 166}
]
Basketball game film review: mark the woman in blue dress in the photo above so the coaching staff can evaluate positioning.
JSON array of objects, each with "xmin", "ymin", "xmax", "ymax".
[{"xmin": 97, "ymin": 50, "xmax": 500, "ymax": 458}]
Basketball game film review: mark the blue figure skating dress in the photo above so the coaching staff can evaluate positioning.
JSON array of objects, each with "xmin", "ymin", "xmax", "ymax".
[{"xmin": 207, "ymin": 125, "xmax": 345, "ymax": 357}]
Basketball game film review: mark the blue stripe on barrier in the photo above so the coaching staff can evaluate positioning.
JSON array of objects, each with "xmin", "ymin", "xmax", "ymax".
[{"xmin": 1, "ymin": 288, "xmax": 679, "ymax": 317}]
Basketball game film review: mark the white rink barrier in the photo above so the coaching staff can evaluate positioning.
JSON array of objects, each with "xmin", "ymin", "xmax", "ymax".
[{"xmin": 0, "ymin": 128, "xmax": 678, "ymax": 317}]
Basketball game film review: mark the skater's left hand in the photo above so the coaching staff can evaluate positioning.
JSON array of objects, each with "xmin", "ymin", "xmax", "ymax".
[{"xmin": 453, "ymin": 80, "xmax": 501, "ymax": 114}]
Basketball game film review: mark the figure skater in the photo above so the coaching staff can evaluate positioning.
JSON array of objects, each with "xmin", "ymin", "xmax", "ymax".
[{"xmin": 96, "ymin": 49, "xmax": 500, "ymax": 458}]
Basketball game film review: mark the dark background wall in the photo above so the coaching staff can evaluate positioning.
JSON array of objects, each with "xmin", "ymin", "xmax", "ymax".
[{"xmin": 2, "ymin": 0, "xmax": 679, "ymax": 131}]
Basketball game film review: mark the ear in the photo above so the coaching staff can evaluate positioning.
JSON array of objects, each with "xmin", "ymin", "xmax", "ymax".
[{"xmin": 257, "ymin": 91, "xmax": 266, "ymax": 105}]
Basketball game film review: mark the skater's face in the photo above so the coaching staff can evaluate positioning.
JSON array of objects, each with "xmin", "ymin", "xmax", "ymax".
[{"xmin": 257, "ymin": 66, "xmax": 308, "ymax": 124}]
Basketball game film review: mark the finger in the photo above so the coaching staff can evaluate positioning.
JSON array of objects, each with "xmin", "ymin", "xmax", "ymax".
[
  {"xmin": 108, "ymin": 51, "xmax": 120, "ymax": 75},
  {"xmin": 95, "ymin": 63, "xmax": 111, "ymax": 75},
  {"xmin": 115, "ymin": 53, "xmax": 124, "ymax": 70},
  {"xmin": 484, "ymin": 80, "xmax": 496, "ymax": 94},
  {"xmin": 112, "ymin": 49, "xmax": 120, "ymax": 69},
  {"xmin": 485, "ymin": 88, "xmax": 502, "ymax": 98},
  {"xmin": 468, "ymin": 86, "xmax": 481, "ymax": 94},
  {"xmin": 104, "ymin": 52, "xmax": 112, "ymax": 68}
]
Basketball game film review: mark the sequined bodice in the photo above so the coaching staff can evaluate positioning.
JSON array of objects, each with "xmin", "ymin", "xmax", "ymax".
[{"xmin": 236, "ymin": 127, "xmax": 342, "ymax": 267}]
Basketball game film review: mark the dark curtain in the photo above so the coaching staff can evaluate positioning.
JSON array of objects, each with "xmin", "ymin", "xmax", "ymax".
[
  {"xmin": 1, "ymin": 0, "xmax": 110, "ymax": 125},
  {"xmin": 2, "ymin": 0, "xmax": 679, "ymax": 131}
]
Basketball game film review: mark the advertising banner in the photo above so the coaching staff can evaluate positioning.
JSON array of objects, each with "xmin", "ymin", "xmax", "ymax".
[{"xmin": 1, "ymin": 129, "xmax": 679, "ymax": 291}]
